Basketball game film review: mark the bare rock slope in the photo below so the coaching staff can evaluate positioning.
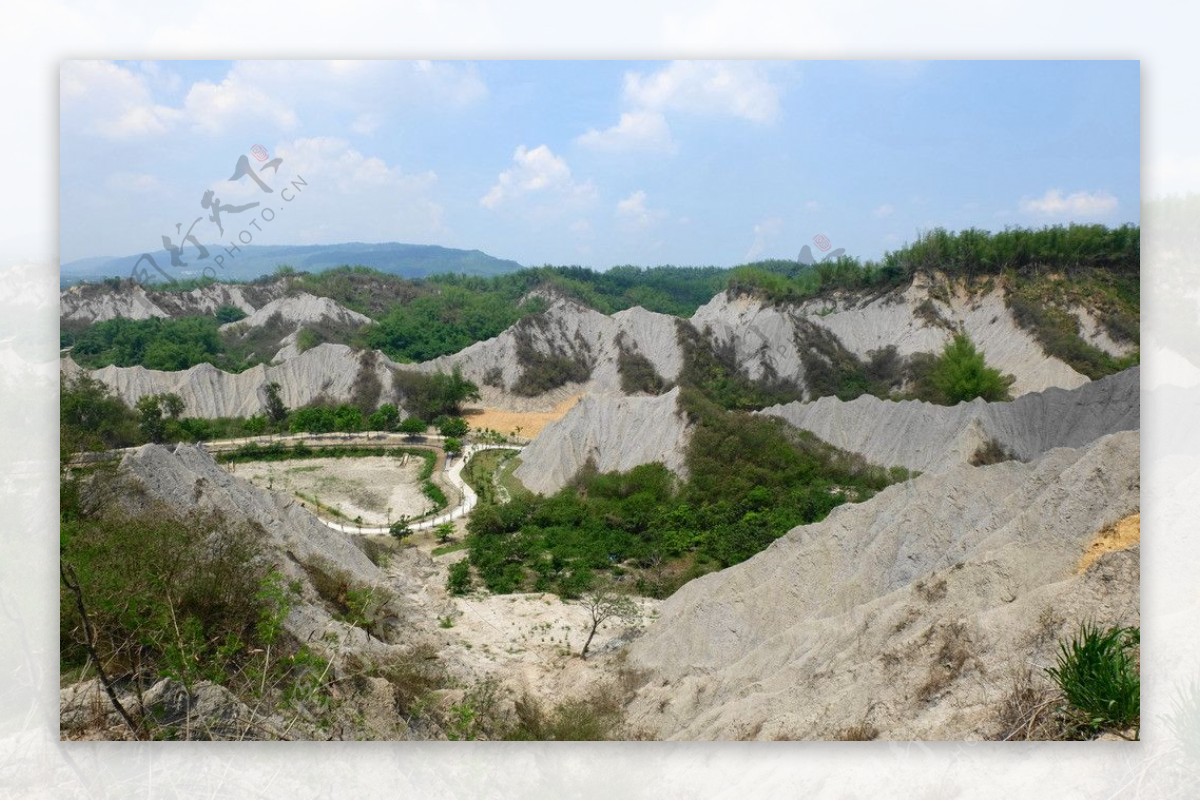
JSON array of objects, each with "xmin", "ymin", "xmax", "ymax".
[
  {"xmin": 625, "ymin": 430, "xmax": 1140, "ymax": 740},
  {"xmin": 66, "ymin": 343, "xmax": 393, "ymax": 418},
  {"xmin": 762, "ymin": 366, "xmax": 1140, "ymax": 474},
  {"xmin": 692, "ymin": 277, "xmax": 1095, "ymax": 398},
  {"xmin": 513, "ymin": 386, "xmax": 691, "ymax": 495},
  {"xmin": 416, "ymin": 297, "xmax": 683, "ymax": 408},
  {"xmin": 61, "ymin": 280, "xmax": 287, "ymax": 324}
]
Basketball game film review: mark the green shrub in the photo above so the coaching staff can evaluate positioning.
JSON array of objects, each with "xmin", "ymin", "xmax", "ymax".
[
  {"xmin": 1046, "ymin": 623, "xmax": 1140, "ymax": 733},
  {"xmin": 447, "ymin": 559, "xmax": 472, "ymax": 595},
  {"xmin": 918, "ymin": 333, "xmax": 1013, "ymax": 405}
]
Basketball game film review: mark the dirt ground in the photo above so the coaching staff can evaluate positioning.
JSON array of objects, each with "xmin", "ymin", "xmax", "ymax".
[
  {"xmin": 1077, "ymin": 513, "xmax": 1140, "ymax": 573},
  {"xmin": 228, "ymin": 455, "xmax": 434, "ymax": 524},
  {"xmin": 416, "ymin": 547, "xmax": 661, "ymax": 706},
  {"xmin": 463, "ymin": 394, "xmax": 582, "ymax": 439}
]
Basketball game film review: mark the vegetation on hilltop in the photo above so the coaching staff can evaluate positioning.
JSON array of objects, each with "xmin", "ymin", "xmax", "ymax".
[{"xmin": 64, "ymin": 225, "xmax": 1139, "ymax": 379}]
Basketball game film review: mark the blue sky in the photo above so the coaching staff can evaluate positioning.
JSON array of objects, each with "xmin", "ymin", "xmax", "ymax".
[{"xmin": 59, "ymin": 59, "xmax": 1139, "ymax": 268}]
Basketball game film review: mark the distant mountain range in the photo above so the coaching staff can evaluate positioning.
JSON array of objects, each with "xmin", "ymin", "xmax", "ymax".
[{"xmin": 59, "ymin": 242, "xmax": 525, "ymax": 286}]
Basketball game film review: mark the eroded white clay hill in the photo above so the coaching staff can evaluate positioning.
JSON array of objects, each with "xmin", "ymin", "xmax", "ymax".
[
  {"xmin": 64, "ymin": 274, "xmax": 1127, "ymax": 422},
  {"xmin": 761, "ymin": 366, "xmax": 1140, "ymax": 474},
  {"xmin": 60, "ymin": 279, "xmax": 289, "ymax": 323},
  {"xmin": 624, "ymin": 429, "xmax": 1140, "ymax": 740},
  {"xmin": 513, "ymin": 386, "xmax": 691, "ymax": 495}
]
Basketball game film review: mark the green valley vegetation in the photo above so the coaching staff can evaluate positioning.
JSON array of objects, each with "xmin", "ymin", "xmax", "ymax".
[{"xmin": 464, "ymin": 387, "xmax": 911, "ymax": 600}]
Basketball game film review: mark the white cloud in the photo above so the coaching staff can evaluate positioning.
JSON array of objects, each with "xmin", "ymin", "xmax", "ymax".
[
  {"xmin": 873, "ymin": 203, "xmax": 895, "ymax": 218},
  {"xmin": 481, "ymin": 145, "xmax": 595, "ymax": 210},
  {"xmin": 746, "ymin": 216, "xmax": 784, "ymax": 260},
  {"xmin": 1019, "ymin": 189, "xmax": 1119, "ymax": 217},
  {"xmin": 183, "ymin": 73, "xmax": 298, "ymax": 134},
  {"xmin": 272, "ymin": 137, "xmax": 434, "ymax": 193},
  {"xmin": 350, "ymin": 112, "xmax": 382, "ymax": 136},
  {"xmin": 203, "ymin": 137, "xmax": 449, "ymax": 242},
  {"xmin": 105, "ymin": 172, "xmax": 162, "ymax": 193},
  {"xmin": 615, "ymin": 190, "xmax": 667, "ymax": 230},
  {"xmin": 576, "ymin": 110, "xmax": 676, "ymax": 153},
  {"xmin": 60, "ymin": 60, "xmax": 182, "ymax": 138},
  {"xmin": 804, "ymin": 200, "xmax": 821, "ymax": 212},
  {"xmin": 61, "ymin": 59, "xmax": 488, "ymax": 141},
  {"xmin": 622, "ymin": 61, "xmax": 782, "ymax": 123}
]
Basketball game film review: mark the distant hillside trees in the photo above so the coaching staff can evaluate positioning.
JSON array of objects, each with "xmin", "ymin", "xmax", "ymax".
[{"xmin": 727, "ymin": 224, "xmax": 1138, "ymax": 303}]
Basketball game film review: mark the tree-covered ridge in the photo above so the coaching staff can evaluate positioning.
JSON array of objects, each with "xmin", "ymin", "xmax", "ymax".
[
  {"xmin": 727, "ymin": 224, "xmax": 1139, "ymax": 303},
  {"xmin": 63, "ymin": 224, "xmax": 1139, "ymax": 378}
]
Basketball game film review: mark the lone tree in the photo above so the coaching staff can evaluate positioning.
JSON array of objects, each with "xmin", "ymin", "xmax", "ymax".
[
  {"xmin": 135, "ymin": 392, "xmax": 184, "ymax": 443},
  {"xmin": 575, "ymin": 587, "xmax": 639, "ymax": 658},
  {"xmin": 927, "ymin": 333, "xmax": 1014, "ymax": 405},
  {"xmin": 263, "ymin": 381, "xmax": 288, "ymax": 426},
  {"xmin": 399, "ymin": 416, "xmax": 427, "ymax": 439},
  {"xmin": 389, "ymin": 518, "xmax": 411, "ymax": 541}
]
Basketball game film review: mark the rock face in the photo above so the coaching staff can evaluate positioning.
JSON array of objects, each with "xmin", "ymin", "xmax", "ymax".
[
  {"xmin": 71, "ymin": 343, "xmax": 395, "ymax": 418},
  {"xmin": 60, "ymin": 280, "xmax": 287, "ymax": 324},
  {"xmin": 221, "ymin": 293, "xmax": 371, "ymax": 333},
  {"xmin": 65, "ymin": 274, "xmax": 1128, "ymax": 418},
  {"xmin": 60, "ymin": 442, "xmax": 445, "ymax": 740},
  {"xmin": 625, "ymin": 430, "xmax": 1140, "ymax": 740},
  {"xmin": 513, "ymin": 386, "xmax": 691, "ymax": 495},
  {"xmin": 691, "ymin": 278, "xmax": 1090, "ymax": 398},
  {"xmin": 121, "ymin": 443, "xmax": 383, "ymax": 601},
  {"xmin": 761, "ymin": 366, "xmax": 1140, "ymax": 474},
  {"xmin": 416, "ymin": 297, "xmax": 683, "ymax": 408}
]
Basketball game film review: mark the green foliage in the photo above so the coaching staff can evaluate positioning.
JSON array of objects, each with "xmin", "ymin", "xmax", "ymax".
[
  {"xmin": 1005, "ymin": 270, "xmax": 1140, "ymax": 379},
  {"xmin": 616, "ymin": 333, "xmax": 670, "ymax": 395},
  {"xmin": 60, "ymin": 373, "xmax": 140, "ymax": 453},
  {"xmin": 287, "ymin": 403, "xmax": 366, "ymax": 434},
  {"xmin": 213, "ymin": 305, "xmax": 247, "ymax": 324},
  {"xmin": 263, "ymin": 381, "xmax": 288, "ymax": 425},
  {"xmin": 367, "ymin": 403, "xmax": 400, "ymax": 431},
  {"xmin": 365, "ymin": 284, "xmax": 541, "ymax": 363},
  {"xmin": 443, "ymin": 437, "xmax": 462, "ymax": 455},
  {"xmin": 447, "ymin": 559, "xmax": 472, "ymax": 595},
  {"xmin": 675, "ymin": 321, "xmax": 799, "ymax": 411},
  {"xmin": 510, "ymin": 317, "xmax": 594, "ymax": 397},
  {"xmin": 466, "ymin": 391, "xmax": 909, "ymax": 598},
  {"xmin": 60, "ymin": 483, "xmax": 270, "ymax": 690},
  {"xmin": 919, "ymin": 334, "xmax": 1014, "ymax": 405},
  {"xmin": 300, "ymin": 558, "xmax": 399, "ymax": 640},
  {"xmin": 1046, "ymin": 623, "xmax": 1140, "ymax": 734},
  {"xmin": 399, "ymin": 416, "xmax": 427, "ymax": 436},
  {"xmin": 437, "ymin": 416, "xmax": 470, "ymax": 437},
  {"xmin": 726, "ymin": 224, "xmax": 1139, "ymax": 304},
  {"xmin": 796, "ymin": 324, "xmax": 901, "ymax": 402},
  {"xmin": 71, "ymin": 316, "xmax": 224, "ymax": 371},
  {"xmin": 288, "ymin": 265, "xmax": 427, "ymax": 318},
  {"xmin": 295, "ymin": 327, "xmax": 322, "ymax": 353},
  {"xmin": 391, "ymin": 367, "xmax": 480, "ymax": 422},
  {"xmin": 135, "ymin": 392, "xmax": 185, "ymax": 443}
]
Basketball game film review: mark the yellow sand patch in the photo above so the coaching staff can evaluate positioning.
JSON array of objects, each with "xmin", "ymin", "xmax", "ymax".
[
  {"xmin": 1077, "ymin": 513, "xmax": 1140, "ymax": 574},
  {"xmin": 464, "ymin": 394, "xmax": 583, "ymax": 439}
]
